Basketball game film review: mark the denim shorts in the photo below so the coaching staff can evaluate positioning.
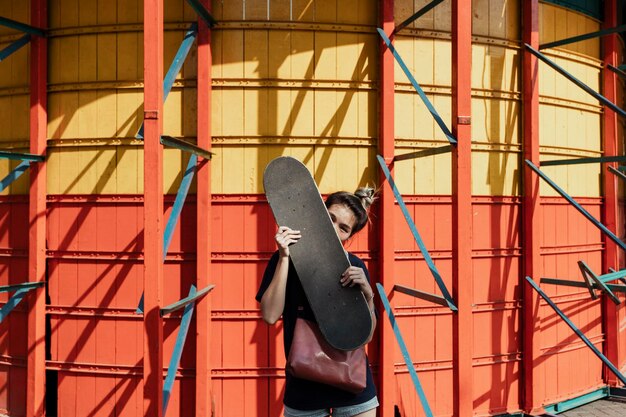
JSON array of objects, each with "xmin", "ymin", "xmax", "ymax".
[{"xmin": 283, "ymin": 396, "xmax": 379, "ymax": 417}]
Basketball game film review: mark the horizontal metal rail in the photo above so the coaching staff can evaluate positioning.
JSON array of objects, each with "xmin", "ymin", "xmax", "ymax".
[
  {"xmin": 540, "ymin": 278, "xmax": 626, "ymax": 293},
  {"xmin": 394, "ymin": 284, "xmax": 448, "ymax": 307},
  {"xmin": 540, "ymin": 155, "xmax": 626, "ymax": 167},
  {"xmin": 394, "ymin": 145, "xmax": 452, "ymax": 162},
  {"xmin": 377, "ymin": 283, "xmax": 434, "ymax": 417},
  {"xmin": 0, "ymin": 151, "xmax": 45, "ymax": 162},
  {"xmin": 0, "ymin": 281, "xmax": 44, "ymax": 293},
  {"xmin": 0, "ymin": 16, "xmax": 45, "ymax": 37},
  {"xmin": 160, "ymin": 284, "xmax": 214, "ymax": 316},
  {"xmin": 378, "ymin": 28, "xmax": 457, "ymax": 145},
  {"xmin": 525, "ymin": 43, "xmax": 626, "ymax": 119},
  {"xmin": 526, "ymin": 276, "xmax": 626, "ymax": 386},
  {"xmin": 160, "ymin": 135, "xmax": 213, "ymax": 160},
  {"xmin": 539, "ymin": 24, "xmax": 626, "ymax": 50}
]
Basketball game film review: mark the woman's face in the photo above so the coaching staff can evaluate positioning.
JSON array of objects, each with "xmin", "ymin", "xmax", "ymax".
[{"xmin": 327, "ymin": 204, "xmax": 357, "ymax": 243}]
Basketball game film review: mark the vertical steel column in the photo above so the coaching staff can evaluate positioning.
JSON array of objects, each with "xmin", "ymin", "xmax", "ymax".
[
  {"xmin": 27, "ymin": 0, "xmax": 47, "ymax": 416},
  {"xmin": 522, "ymin": 0, "xmax": 544, "ymax": 413},
  {"xmin": 143, "ymin": 0, "xmax": 164, "ymax": 415},
  {"xmin": 451, "ymin": 1, "xmax": 473, "ymax": 415},
  {"xmin": 378, "ymin": 0, "xmax": 396, "ymax": 415},
  {"xmin": 195, "ymin": 0, "xmax": 212, "ymax": 414},
  {"xmin": 601, "ymin": 0, "xmax": 620, "ymax": 387}
]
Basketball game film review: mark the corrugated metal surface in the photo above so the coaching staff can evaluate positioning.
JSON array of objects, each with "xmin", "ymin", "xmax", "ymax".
[{"xmin": 0, "ymin": 0, "xmax": 622, "ymax": 416}]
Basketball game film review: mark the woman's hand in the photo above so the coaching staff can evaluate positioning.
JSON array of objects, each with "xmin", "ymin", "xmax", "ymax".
[
  {"xmin": 340, "ymin": 266, "xmax": 374, "ymax": 301},
  {"xmin": 274, "ymin": 226, "xmax": 301, "ymax": 258}
]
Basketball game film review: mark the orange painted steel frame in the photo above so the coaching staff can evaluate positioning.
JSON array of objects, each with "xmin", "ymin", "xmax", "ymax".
[
  {"xmin": 196, "ymin": 0, "xmax": 213, "ymax": 415},
  {"xmin": 27, "ymin": 0, "xmax": 47, "ymax": 416},
  {"xmin": 602, "ymin": 0, "xmax": 620, "ymax": 388},
  {"xmin": 143, "ymin": 0, "xmax": 165, "ymax": 416},
  {"xmin": 522, "ymin": 0, "xmax": 544, "ymax": 415},
  {"xmin": 451, "ymin": 1, "xmax": 473, "ymax": 416},
  {"xmin": 378, "ymin": 1, "xmax": 395, "ymax": 416}
]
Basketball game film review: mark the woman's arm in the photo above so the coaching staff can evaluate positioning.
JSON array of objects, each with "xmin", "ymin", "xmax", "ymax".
[{"xmin": 260, "ymin": 226, "xmax": 301, "ymax": 324}]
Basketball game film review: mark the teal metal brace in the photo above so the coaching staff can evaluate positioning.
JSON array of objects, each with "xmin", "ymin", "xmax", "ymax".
[
  {"xmin": 607, "ymin": 64, "xmax": 626, "ymax": 79},
  {"xmin": 137, "ymin": 154, "xmax": 197, "ymax": 313},
  {"xmin": 160, "ymin": 136, "xmax": 213, "ymax": 160},
  {"xmin": 394, "ymin": 145, "xmax": 452, "ymax": 162},
  {"xmin": 161, "ymin": 284, "xmax": 214, "ymax": 316},
  {"xmin": 162, "ymin": 285, "xmax": 196, "ymax": 416},
  {"xmin": 377, "ymin": 28, "xmax": 457, "ymax": 146},
  {"xmin": 577, "ymin": 261, "xmax": 621, "ymax": 305},
  {"xmin": 392, "ymin": 0, "xmax": 445, "ymax": 36},
  {"xmin": 525, "ymin": 160, "xmax": 626, "ymax": 253},
  {"xmin": 377, "ymin": 155, "xmax": 457, "ymax": 311},
  {"xmin": 377, "ymin": 283, "xmax": 434, "ymax": 417},
  {"xmin": 608, "ymin": 165, "xmax": 626, "ymax": 182},
  {"xmin": 525, "ymin": 44, "xmax": 626, "ymax": 119},
  {"xmin": 544, "ymin": 387, "xmax": 610, "ymax": 415},
  {"xmin": 185, "ymin": 0, "xmax": 218, "ymax": 28},
  {"xmin": 0, "ymin": 160, "xmax": 31, "ymax": 193},
  {"xmin": 540, "ymin": 155, "xmax": 626, "ymax": 167},
  {"xmin": 525, "ymin": 276, "xmax": 626, "ymax": 386},
  {"xmin": 539, "ymin": 24, "xmax": 626, "ymax": 50},
  {"xmin": 394, "ymin": 284, "xmax": 448, "ymax": 308},
  {"xmin": 137, "ymin": 23, "xmax": 198, "ymax": 139},
  {"xmin": 540, "ymin": 277, "xmax": 626, "ymax": 294},
  {"xmin": 0, "ymin": 151, "xmax": 45, "ymax": 162},
  {"xmin": 0, "ymin": 16, "xmax": 45, "ymax": 37},
  {"xmin": 0, "ymin": 34, "xmax": 31, "ymax": 62},
  {"xmin": 0, "ymin": 282, "xmax": 44, "ymax": 324}
]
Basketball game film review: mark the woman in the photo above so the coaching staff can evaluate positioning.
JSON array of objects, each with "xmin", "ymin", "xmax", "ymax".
[{"xmin": 256, "ymin": 188, "xmax": 378, "ymax": 417}]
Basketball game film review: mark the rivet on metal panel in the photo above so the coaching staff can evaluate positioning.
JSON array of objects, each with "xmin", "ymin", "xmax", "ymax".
[{"xmin": 457, "ymin": 116, "xmax": 471, "ymax": 125}]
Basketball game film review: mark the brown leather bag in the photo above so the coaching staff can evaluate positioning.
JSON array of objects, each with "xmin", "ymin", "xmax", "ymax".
[{"xmin": 286, "ymin": 318, "xmax": 367, "ymax": 394}]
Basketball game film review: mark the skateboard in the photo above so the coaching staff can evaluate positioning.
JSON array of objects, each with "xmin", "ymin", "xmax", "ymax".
[{"xmin": 263, "ymin": 156, "xmax": 372, "ymax": 351}]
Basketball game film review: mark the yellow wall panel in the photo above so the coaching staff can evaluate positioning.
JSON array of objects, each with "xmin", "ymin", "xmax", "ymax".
[
  {"xmin": 473, "ymin": 151, "xmax": 520, "ymax": 196},
  {"xmin": 268, "ymin": 31, "xmax": 292, "ymax": 79},
  {"xmin": 315, "ymin": 0, "xmax": 337, "ymax": 23},
  {"xmin": 314, "ymin": 90, "xmax": 337, "ymax": 136},
  {"xmin": 291, "ymin": 0, "xmax": 315, "ymax": 21},
  {"xmin": 78, "ymin": 91, "xmax": 98, "ymax": 139},
  {"xmin": 163, "ymin": 149, "xmax": 184, "ymax": 194},
  {"xmin": 221, "ymin": 31, "xmax": 244, "ymax": 78},
  {"xmin": 336, "ymin": 33, "xmax": 359, "ymax": 81},
  {"xmin": 473, "ymin": 0, "xmax": 490, "ymax": 37},
  {"xmin": 314, "ymin": 32, "xmax": 337, "ymax": 80},
  {"xmin": 116, "ymin": 91, "xmax": 142, "ymax": 138},
  {"xmin": 245, "ymin": 0, "xmax": 268, "ymax": 21},
  {"xmin": 359, "ymin": 91, "xmax": 377, "ymax": 138},
  {"xmin": 433, "ymin": 39, "xmax": 451, "ymax": 87},
  {"xmin": 163, "ymin": 89, "xmax": 183, "ymax": 137},
  {"xmin": 245, "ymin": 31, "xmax": 269, "ymax": 79},
  {"xmin": 290, "ymin": 89, "xmax": 315, "ymax": 137},
  {"xmin": 395, "ymin": 93, "xmax": 414, "ymax": 139},
  {"xmin": 116, "ymin": 146, "xmax": 142, "ymax": 194},
  {"xmin": 79, "ymin": 35, "xmax": 97, "ymax": 82},
  {"xmin": 96, "ymin": 91, "xmax": 117, "ymax": 139},
  {"xmin": 117, "ymin": 0, "xmax": 140, "ymax": 24},
  {"xmin": 336, "ymin": 0, "xmax": 359, "ymax": 25},
  {"xmin": 289, "ymin": 31, "xmax": 315, "ymax": 79},
  {"xmin": 335, "ymin": 90, "xmax": 359, "ymax": 138},
  {"xmin": 95, "ymin": 148, "xmax": 118, "ymax": 194},
  {"xmin": 182, "ymin": 89, "xmax": 197, "ymax": 138},
  {"xmin": 270, "ymin": 0, "xmax": 291, "ymax": 21},
  {"xmin": 221, "ymin": 90, "xmax": 245, "ymax": 136},
  {"xmin": 244, "ymin": 89, "xmax": 265, "ymax": 136}
]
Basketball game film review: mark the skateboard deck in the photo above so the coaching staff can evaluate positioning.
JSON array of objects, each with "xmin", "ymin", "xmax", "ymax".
[{"xmin": 263, "ymin": 156, "xmax": 372, "ymax": 351}]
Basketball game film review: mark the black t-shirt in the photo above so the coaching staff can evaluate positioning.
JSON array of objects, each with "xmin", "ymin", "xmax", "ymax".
[{"xmin": 256, "ymin": 251, "xmax": 377, "ymax": 410}]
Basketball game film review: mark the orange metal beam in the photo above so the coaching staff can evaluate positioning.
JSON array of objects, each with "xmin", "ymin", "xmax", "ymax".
[
  {"xmin": 451, "ymin": 1, "xmax": 473, "ymax": 415},
  {"xmin": 522, "ymin": 0, "xmax": 544, "ymax": 414},
  {"xmin": 378, "ymin": 0, "xmax": 396, "ymax": 416},
  {"xmin": 601, "ymin": 0, "xmax": 620, "ymax": 387},
  {"xmin": 195, "ymin": 0, "xmax": 213, "ymax": 415},
  {"xmin": 27, "ymin": 0, "xmax": 47, "ymax": 415},
  {"xmin": 143, "ymin": 0, "xmax": 164, "ymax": 415}
]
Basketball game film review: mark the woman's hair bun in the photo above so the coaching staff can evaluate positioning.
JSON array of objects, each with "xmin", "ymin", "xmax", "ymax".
[{"xmin": 354, "ymin": 186, "xmax": 377, "ymax": 210}]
